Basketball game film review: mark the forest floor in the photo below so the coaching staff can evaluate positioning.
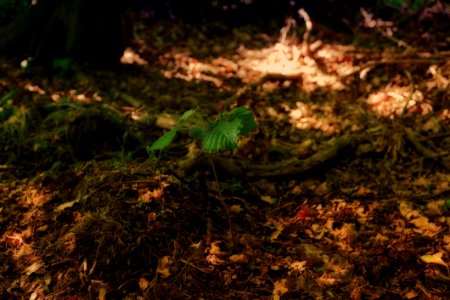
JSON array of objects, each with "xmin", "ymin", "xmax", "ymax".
[{"xmin": 1, "ymin": 9, "xmax": 450, "ymax": 300}]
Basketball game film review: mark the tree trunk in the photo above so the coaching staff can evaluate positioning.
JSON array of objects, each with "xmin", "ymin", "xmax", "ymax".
[{"xmin": 0, "ymin": 0, "xmax": 132, "ymax": 66}]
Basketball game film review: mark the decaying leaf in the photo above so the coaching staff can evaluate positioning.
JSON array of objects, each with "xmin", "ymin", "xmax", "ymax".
[
  {"xmin": 273, "ymin": 279, "xmax": 288, "ymax": 300},
  {"xmin": 139, "ymin": 277, "xmax": 150, "ymax": 291},
  {"xmin": 98, "ymin": 287, "xmax": 107, "ymax": 300},
  {"xmin": 156, "ymin": 256, "xmax": 172, "ymax": 278},
  {"xmin": 260, "ymin": 195, "xmax": 276, "ymax": 205},
  {"xmin": 229, "ymin": 253, "xmax": 249, "ymax": 264},
  {"xmin": 54, "ymin": 200, "xmax": 79, "ymax": 212},
  {"xmin": 289, "ymin": 261, "xmax": 307, "ymax": 273},
  {"xmin": 24, "ymin": 262, "xmax": 44, "ymax": 276}
]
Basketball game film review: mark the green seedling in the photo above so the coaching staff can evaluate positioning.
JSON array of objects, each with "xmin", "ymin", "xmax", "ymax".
[
  {"xmin": 148, "ymin": 107, "xmax": 257, "ymax": 156},
  {"xmin": 148, "ymin": 106, "xmax": 257, "ymax": 248}
]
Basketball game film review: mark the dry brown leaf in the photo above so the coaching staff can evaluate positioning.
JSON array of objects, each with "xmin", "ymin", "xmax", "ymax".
[
  {"xmin": 420, "ymin": 252, "xmax": 448, "ymax": 270},
  {"xmin": 206, "ymin": 254, "xmax": 226, "ymax": 265},
  {"xmin": 229, "ymin": 204, "xmax": 242, "ymax": 214},
  {"xmin": 156, "ymin": 256, "xmax": 172, "ymax": 278},
  {"xmin": 229, "ymin": 253, "xmax": 249, "ymax": 264},
  {"xmin": 289, "ymin": 261, "xmax": 307, "ymax": 273},
  {"xmin": 410, "ymin": 216, "xmax": 442, "ymax": 237},
  {"xmin": 98, "ymin": 287, "xmax": 107, "ymax": 300},
  {"xmin": 139, "ymin": 277, "xmax": 150, "ymax": 291},
  {"xmin": 24, "ymin": 262, "xmax": 44, "ymax": 276},
  {"xmin": 260, "ymin": 195, "xmax": 276, "ymax": 205},
  {"xmin": 404, "ymin": 290, "xmax": 419, "ymax": 299},
  {"xmin": 273, "ymin": 279, "xmax": 288, "ymax": 299},
  {"xmin": 54, "ymin": 200, "xmax": 79, "ymax": 212}
]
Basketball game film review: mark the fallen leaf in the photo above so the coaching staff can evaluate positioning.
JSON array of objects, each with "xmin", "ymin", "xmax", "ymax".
[
  {"xmin": 410, "ymin": 216, "xmax": 442, "ymax": 237},
  {"xmin": 44, "ymin": 273, "xmax": 51, "ymax": 286},
  {"xmin": 420, "ymin": 252, "xmax": 448, "ymax": 270},
  {"xmin": 289, "ymin": 261, "xmax": 307, "ymax": 273},
  {"xmin": 273, "ymin": 279, "xmax": 288, "ymax": 299},
  {"xmin": 98, "ymin": 287, "xmax": 107, "ymax": 300},
  {"xmin": 24, "ymin": 262, "xmax": 44, "ymax": 276},
  {"xmin": 139, "ymin": 277, "xmax": 150, "ymax": 291},
  {"xmin": 156, "ymin": 256, "xmax": 172, "ymax": 278},
  {"xmin": 230, "ymin": 204, "xmax": 242, "ymax": 214},
  {"xmin": 54, "ymin": 200, "xmax": 79, "ymax": 212},
  {"xmin": 29, "ymin": 292, "xmax": 38, "ymax": 300},
  {"xmin": 294, "ymin": 205, "xmax": 312, "ymax": 220},
  {"xmin": 260, "ymin": 195, "xmax": 276, "ymax": 205},
  {"xmin": 229, "ymin": 253, "xmax": 249, "ymax": 264},
  {"xmin": 404, "ymin": 290, "xmax": 419, "ymax": 299}
]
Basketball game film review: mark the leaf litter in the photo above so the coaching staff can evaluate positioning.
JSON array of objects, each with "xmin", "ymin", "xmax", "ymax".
[{"xmin": 1, "ymin": 8, "xmax": 450, "ymax": 299}]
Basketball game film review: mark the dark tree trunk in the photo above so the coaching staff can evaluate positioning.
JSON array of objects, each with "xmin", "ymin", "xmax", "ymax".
[{"xmin": 0, "ymin": 0, "xmax": 133, "ymax": 66}]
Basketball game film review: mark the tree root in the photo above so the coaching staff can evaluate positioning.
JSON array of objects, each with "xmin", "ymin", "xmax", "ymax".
[{"xmin": 213, "ymin": 135, "xmax": 355, "ymax": 177}]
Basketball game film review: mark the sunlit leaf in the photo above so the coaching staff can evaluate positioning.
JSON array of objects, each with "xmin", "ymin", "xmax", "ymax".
[{"xmin": 420, "ymin": 252, "xmax": 448, "ymax": 270}]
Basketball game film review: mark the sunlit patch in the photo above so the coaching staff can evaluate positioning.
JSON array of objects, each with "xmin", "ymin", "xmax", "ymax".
[
  {"xmin": 159, "ymin": 41, "xmax": 358, "ymax": 92},
  {"xmin": 1, "ymin": 229, "xmax": 45, "ymax": 279},
  {"xmin": 25, "ymin": 84, "xmax": 46, "ymax": 95},
  {"xmin": 60, "ymin": 232, "xmax": 77, "ymax": 254},
  {"xmin": 160, "ymin": 51, "xmax": 235, "ymax": 87},
  {"xmin": 286, "ymin": 101, "xmax": 340, "ymax": 135},
  {"xmin": 236, "ymin": 42, "xmax": 356, "ymax": 92},
  {"xmin": 426, "ymin": 61, "xmax": 450, "ymax": 90},
  {"xmin": 19, "ymin": 187, "xmax": 51, "ymax": 208},
  {"xmin": 158, "ymin": 17, "xmax": 361, "ymax": 92},
  {"xmin": 366, "ymin": 86, "xmax": 433, "ymax": 119},
  {"xmin": 120, "ymin": 48, "xmax": 148, "ymax": 65},
  {"xmin": 361, "ymin": 8, "xmax": 400, "ymax": 42},
  {"xmin": 50, "ymin": 90, "xmax": 102, "ymax": 103},
  {"xmin": 135, "ymin": 175, "xmax": 171, "ymax": 203}
]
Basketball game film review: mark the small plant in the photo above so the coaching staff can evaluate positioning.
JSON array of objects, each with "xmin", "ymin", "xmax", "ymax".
[
  {"xmin": 148, "ymin": 107, "xmax": 257, "ymax": 156},
  {"xmin": 148, "ymin": 107, "xmax": 257, "ymax": 247}
]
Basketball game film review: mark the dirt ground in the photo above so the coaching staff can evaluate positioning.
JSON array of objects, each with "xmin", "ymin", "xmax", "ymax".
[{"xmin": 1, "ymin": 7, "xmax": 450, "ymax": 300}]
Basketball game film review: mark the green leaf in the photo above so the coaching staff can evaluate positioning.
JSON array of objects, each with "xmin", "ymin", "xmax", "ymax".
[
  {"xmin": 220, "ymin": 107, "xmax": 257, "ymax": 135},
  {"xmin": 202, "ymin": 119, "xmax": 242, "ymax": 152},
  {"xmin": 444, "ymin": 199, "xmax": 450, "ymax": 209},
  {"xmin": 147, "ymin": 126, "xmax": 180, "ymax": 156},
  {"xmin": 189, "ymin": 127, "xmax": 207, "ymax": 140},
  {"xmin": 179, "ymin": 109, "xmax": 197, "ymax": 122},
  {"xmin": 199, "ymin": 107, "xmax": 256, "ymax": 153},
  {"xmin": 0, "ymin": 91, "xmax": 15, "ymax": 105}
]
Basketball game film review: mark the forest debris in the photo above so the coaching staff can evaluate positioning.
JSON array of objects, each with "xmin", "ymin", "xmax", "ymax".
[
  {"xmin": 24, "ymin": 261, "xmax": 44, "ymax": 276},
  {"xmin": 54, "ymin": 199, "xmax": 79, "ymax": 212},
  {"xmin": 272, "ymin": 279, "xmax": 289, "ymax": 300},
  {"xmin": 229, "ymin": 253, "xmax": 249, "ymax": 264},
  {"xmin": 289, "ymin": 261, "xmax": 307, "ymax": 274},
  {"xmin": 156, "ymin": 256, "xmax": 173, "ymax": 278},
  {"xmin": 139, "ymin": 277, "xmax": 150, "ymax": 291},
  {"xmin": 420, "ymin": 252, "xmax": 449, "ymax": 271}
]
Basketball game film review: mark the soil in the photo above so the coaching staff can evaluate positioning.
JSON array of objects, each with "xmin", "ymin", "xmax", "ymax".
[{"xmin": 1, "ymin": 7, "xmax": 450, "ymax": 299}]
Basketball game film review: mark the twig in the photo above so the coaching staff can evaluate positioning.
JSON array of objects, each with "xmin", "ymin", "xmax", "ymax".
[{"xmin": 298, "ymin": 9, "xmax": 313, "ymax": 56}]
